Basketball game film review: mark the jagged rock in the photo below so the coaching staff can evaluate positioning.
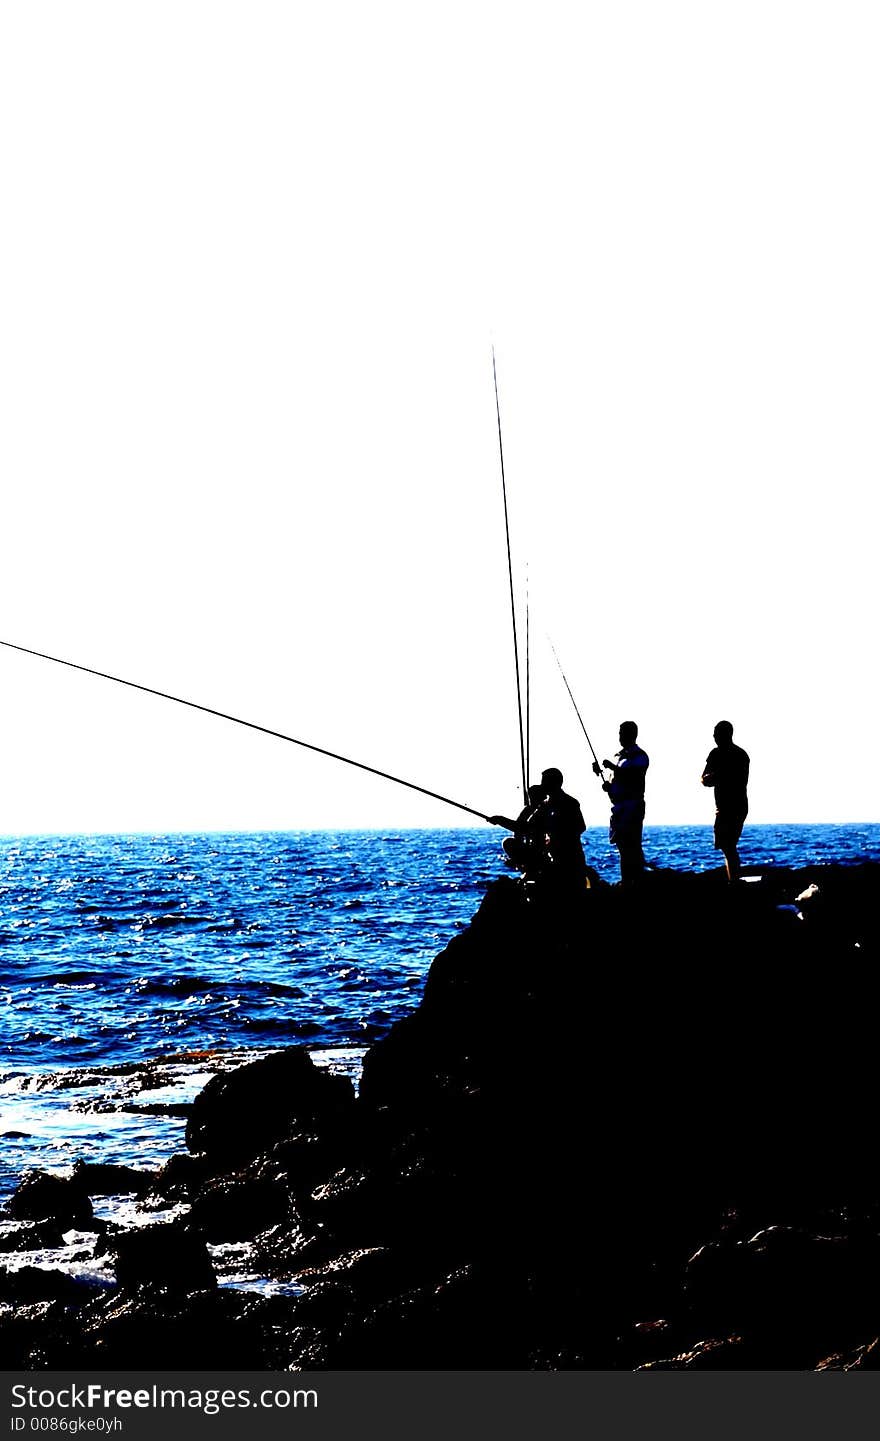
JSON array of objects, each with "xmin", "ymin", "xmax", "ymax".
[
  {"xmin": 293, "ymin": 1246, "xmax": 416, "ymax": 1302},
  {"xmin": 150, "ymin": 1151, "xmax": 213, "ymax": 1202},
  {"xmin": 0, "ymin": 1267, "xmax": 101, "ymax": 1305},
  {"xmin": 270, "ymin": 1132, "xmax": 345, "ymax": 1194},
  {"xmin": 8, "ymin": 1171, "xmax": 94, "ymax": 1231},
  {"xmin": 104, "ymin": 1220, "xmax": 216, "ymax": 1293},
  {"xmin": 685, "ymin": 1225, "xmax": 880, "ymax": 1364},
  {"xmin": 0, "ymin": 1298, "xmax": 90, "ymax": 1370},
  {"xmin": 71, "ymin": 1160, "xmax": 156, "ymax": 1196},
  {"xmin": 249, "ymin": 1218, "xmax": 322, "ymax": 1280},
  {"xmin": 291, "ymin": 1279, "xmax": 356, "ymax": 1328},
  {"xmin": 79, "ymin": 1286, "xmax": 267, "ymax": 1368},
  {"xmin": 295, "ymin": 1264, "xmax": 522, "ymax": 1369},
  {"xmin": 0, "ymin": 1220, "xmax": 66, "ymax": 1252},
  {"xmin": 185, "ymin": 1048, "xmax": 355, "ymax": 1167},
  {"xmin": 189, "ymin": 1175, "xmax": 291, "ymax": 1242},
  {"xmin": 639, "ymin": 1336, "xmax": 747, "ymax": 1370},
  {"xmin": 306, "ymin": 1153, "xmax": 465, "ymax": 1256},
  {"xmin": 817, "ymin": 1337, "xmax": 880, "ymax": 1371}
]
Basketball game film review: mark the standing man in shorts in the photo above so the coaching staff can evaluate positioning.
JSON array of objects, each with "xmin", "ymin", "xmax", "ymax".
[
  {"xmin": 701, "ymin": 720, "xmax": 750, "ymax": 881},
  {"xmin": 593, "ymin": 721, "xmax": 649, "ymax": 886}
]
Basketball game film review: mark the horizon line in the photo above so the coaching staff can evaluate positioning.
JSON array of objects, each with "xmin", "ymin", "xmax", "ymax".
[{"xmin": 1, "ymin": 820, "xmax": 879, "ymax": 842}]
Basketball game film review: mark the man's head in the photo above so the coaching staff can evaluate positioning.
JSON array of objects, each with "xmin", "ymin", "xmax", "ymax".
[
  {"xmin": 714, "ymin": 720, "xmax": 734, "ymax": 745},
  {"xmin": 619, "ymin": 721, "xmax": 638, "ymax": 747},
  {"xmin": 540, "ymin": 767, "xmax": 563, "ymax": 794}
]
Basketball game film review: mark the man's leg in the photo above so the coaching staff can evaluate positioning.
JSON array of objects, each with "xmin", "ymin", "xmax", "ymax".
[
  {"xmin": 721, "ymin": 842, "xmax": 740, "ymax": 882},
  {"xmin": 619, "ymin": 837, "xmax": 645, "ymax": 887},
  {"xmin": 716, "ymin": 814, "xmax": 744, "ymax": 882}
]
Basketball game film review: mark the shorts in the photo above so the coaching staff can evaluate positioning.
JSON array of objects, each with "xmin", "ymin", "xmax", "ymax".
[{"xmin": 714, "ymin": 811, "xmax": 747, "ymax": 851}]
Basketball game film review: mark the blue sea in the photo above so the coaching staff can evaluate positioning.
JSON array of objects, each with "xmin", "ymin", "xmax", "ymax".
[{"xmin": 1, "ymin": 825, "xmax": 879, "ymax": 1215}]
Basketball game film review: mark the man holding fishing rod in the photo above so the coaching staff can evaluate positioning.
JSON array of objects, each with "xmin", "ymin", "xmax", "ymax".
[
  {"xmin": 489, "ymin": 769, "xmax": 587, "ymax": 887},
  {"xmin": 489, "ymin": 784, "xmax": 547, "ymax": 879},
  {"xmin": 546, "ymin": 646, "xmax": 650, "ymax": 887},
  {"xmin": 593, "ymin": 722, "xmax": 649, "ymax": 887}
]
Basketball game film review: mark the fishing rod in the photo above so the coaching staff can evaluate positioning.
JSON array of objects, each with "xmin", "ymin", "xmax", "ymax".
[
  {"xmin": 0, "ymin": 638, "xmax": 494, "ymax": 824},
  {"xmin": 525, "ymin": 564, "xmax": 530, "ymax": 786},
  {"xmin": 492, "ymin": 348, "xmax": 528, "ymax": 808},
  {"xmin": 547, "ymin": 638, "xmax": 607, "ymax": 786}
]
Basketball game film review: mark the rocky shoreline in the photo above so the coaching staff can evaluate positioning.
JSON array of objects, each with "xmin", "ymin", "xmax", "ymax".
[{"xmin": 2, "ymin": 861, "xmax": 879, "ymax": 1370}]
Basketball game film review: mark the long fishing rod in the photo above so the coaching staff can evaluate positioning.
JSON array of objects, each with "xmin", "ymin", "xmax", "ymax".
[
  {"xmin": 0, "ymin": 638, "xmax": 493, "ymax": 823},
  {"xmin": 548, "ymin": 638, "xmax": 607, "ymax": 785},
  {"xmin": 492, "ymin": 348, "xmax": 528, "ymax": 806},
  {"xmin": 524, "ymin": 564, "xmax": 530, "ymax": 785}
]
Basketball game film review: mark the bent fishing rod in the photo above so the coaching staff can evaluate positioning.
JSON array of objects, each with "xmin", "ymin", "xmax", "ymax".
[{"xmin": 0, "ymin": 638, "xmax": 494, "ymax": 824}]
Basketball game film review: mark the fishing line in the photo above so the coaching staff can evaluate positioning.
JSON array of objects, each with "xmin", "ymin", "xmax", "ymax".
[
  {"xmin": 525, "ymin": 564, "xmax": 530, "ymax": 786},
  {"xmin": 547, "ymin": 637, "xmax": 607, "ymax": 785},
  {"xmin": 0, "ymin": 638, "xmax": 493, "ymax": 823},
  {"xmin": 492, "ymin": 348, "xmax": 528, "ymax": 807}
]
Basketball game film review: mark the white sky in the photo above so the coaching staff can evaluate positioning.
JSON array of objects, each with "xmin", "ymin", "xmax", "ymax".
[{"xmin": 1, "ymin": 1, "xmax": 877, "ymax": 834}]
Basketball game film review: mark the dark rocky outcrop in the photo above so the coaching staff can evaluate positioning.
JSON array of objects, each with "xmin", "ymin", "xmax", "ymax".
[
  {"xmin": 101, "ymin": 1219, "xmax": 216, "ymax": 1294},
  {"xmin": 0, "ymin": 1267, "xmax": 100, "ymax": 1306},
  {"xmin": 0, "ymin": 1220, "xmax": 67, "ymax": 1252},
  {"xmin": 0, "ymin": 1271, "xmax": 105, "ymax": 1371},
  {"xmin": 150, "ymin": 1151, "xmax": 213, "ymax": 1203},
  {"xmin": 8, "ymin": 1170, "xmax": 95, "ymax": 1231},
  {"xmin": 189, "ymin": 1175, "xmax": 291, "ymax": 1242},
  {"xmin": 185, "ymin": 1046, "xmax": 356, "ymax": 1168},
  {"xmin": 3, "ymin": 861, "xmax": 880, "ymax": 1368},
  {"xmin": 75, "ymin": 1287, "xmax": 276, "ymax": 1370}
]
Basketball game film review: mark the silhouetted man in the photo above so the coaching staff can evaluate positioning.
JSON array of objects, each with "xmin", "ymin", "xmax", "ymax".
[
  {"xmin": 702, "ymin": 720, "xmax": 750, "ymax": 881},
  {"xmin": 593, "ymin": 721, "xmax": 648, "ymax": 886},
  {"xmin": 489, "ymin": 783, "xmax": 547, "ymax": 879},
  {"xmin": 491, "ymin": 769, "xmax": 586, "ymax": 886},
  {"xmin": 538, "ymin": 767, "xmax": 587, "ymax": 886}
]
